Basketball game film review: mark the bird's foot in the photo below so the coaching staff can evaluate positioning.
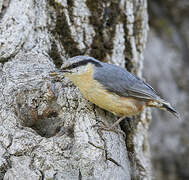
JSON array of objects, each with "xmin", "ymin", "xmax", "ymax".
[{"xmin": 92, "ymin": 123, "xmax": 125, "ymax": 137}]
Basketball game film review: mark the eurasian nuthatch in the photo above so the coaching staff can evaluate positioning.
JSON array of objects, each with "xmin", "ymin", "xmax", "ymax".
[{"xmin": 51, "ymin": 56, "xmax": 180, "ymax": 130}]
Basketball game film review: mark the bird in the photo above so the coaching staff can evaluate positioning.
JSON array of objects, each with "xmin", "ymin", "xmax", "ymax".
[{"xmin": 50, "ymin": 56, "xmax": 180, "ymax": 132}]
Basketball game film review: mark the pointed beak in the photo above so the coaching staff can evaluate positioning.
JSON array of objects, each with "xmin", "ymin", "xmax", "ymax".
[
  {"xmin": 62, "ymin": 70, "xmax": 72, "ymax": 73},
  {"xmin": 49, "ymin": 69, "xmax": 71, "ymax": 77}
]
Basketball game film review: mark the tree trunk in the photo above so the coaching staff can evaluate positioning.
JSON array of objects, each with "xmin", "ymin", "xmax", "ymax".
[{"xmin": 0, "ymin": 0, "xmax": 150, "ymax": 179}]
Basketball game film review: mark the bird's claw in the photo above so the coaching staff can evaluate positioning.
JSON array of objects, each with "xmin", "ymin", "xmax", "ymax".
[{"xmin": 92, "ymin": 123, "xmax": 126, "ymax": 137}]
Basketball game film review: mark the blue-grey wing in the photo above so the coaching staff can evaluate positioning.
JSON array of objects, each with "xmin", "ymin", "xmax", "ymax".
[{"xmin": 94, "ymin": 63, "xmax": 160, "ymax": 101}]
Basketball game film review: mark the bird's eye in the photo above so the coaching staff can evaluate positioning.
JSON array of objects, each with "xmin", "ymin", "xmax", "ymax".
[
  {"xmin": 72, "ymin": 64, "xmax": 76, "ymax": 68},
  {"xmin": 71, "ymin": 63, "xmax": 79, "ymax": 69}
]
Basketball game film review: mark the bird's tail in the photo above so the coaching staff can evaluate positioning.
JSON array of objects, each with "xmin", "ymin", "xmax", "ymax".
[{"xmin": 147, "ymin": 99, "xmax": 181, "ymax": 120}]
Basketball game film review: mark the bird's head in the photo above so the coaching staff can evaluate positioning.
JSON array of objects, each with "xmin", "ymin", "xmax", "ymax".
[
  {"xmin": 49, "ymin": 56, "xmax": 102, "ymax": 80},
  {"xmin": 60, "ymin": 56, "xmax": 102, "ymax": 75}
]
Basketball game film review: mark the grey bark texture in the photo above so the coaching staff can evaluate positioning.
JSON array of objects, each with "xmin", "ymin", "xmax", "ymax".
[
  {"xmin": 0, "ymin": 0, "xmax": 150, "ymax": 179},
  {"xmin": 144, "ymin": 1, "xmax": 189, "ymax": 179}
]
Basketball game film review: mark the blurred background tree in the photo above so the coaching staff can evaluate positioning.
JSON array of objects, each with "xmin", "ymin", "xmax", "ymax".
[{"xmin": 144, "ymin": 0, "xmax": 189, "ymax": 179}]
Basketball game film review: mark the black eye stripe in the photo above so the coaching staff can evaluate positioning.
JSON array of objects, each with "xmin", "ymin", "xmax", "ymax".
[{"xmin": 63, "ymin": 59, "xmax": 102, "ymax": 70}]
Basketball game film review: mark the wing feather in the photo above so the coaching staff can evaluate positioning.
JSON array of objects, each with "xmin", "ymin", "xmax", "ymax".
[{"xmin": 94, "ymin": 63, "xmax": 160, "ymax": 101}]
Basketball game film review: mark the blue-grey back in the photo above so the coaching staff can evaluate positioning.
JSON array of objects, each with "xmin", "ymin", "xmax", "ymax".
[{"xmin": 93, "ymin": 62, "xmax": 160, "ymax": 101}]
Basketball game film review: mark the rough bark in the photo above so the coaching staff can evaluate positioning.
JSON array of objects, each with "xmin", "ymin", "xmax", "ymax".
[
  {"xmin": 0, "ymin": 0, "xmax": 150, "ymax": 179},
  {"xmin": 144, "ymin": 0, "xmax": 189, "ymax": 179}
]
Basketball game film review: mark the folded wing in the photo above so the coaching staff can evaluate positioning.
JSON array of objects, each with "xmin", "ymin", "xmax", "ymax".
[{"xmin": 94, "ymin": 63, "xmax": 160, "ymax": 101}]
